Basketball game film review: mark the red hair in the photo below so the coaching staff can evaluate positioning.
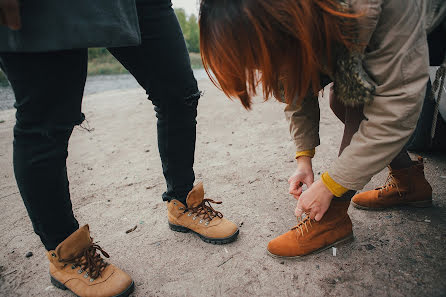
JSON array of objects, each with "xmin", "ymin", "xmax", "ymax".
[{"xmin": 199, "ymin": 0, "xmax": 358, "ymax": 109}]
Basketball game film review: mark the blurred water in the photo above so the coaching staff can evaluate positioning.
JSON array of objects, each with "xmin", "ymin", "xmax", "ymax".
[{"xmin": 0, "ymin": 69, "xmax": 209, "ymax": 111}]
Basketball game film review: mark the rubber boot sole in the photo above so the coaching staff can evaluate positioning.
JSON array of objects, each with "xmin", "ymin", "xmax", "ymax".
[
  {"xmin": 51, "ymin": 275, "xmax": 135, "ymax": 297},
  {"xmin": 351, "ymin": 199, "xmax": 432, "ymax": 211},
  {"xmin": 169, "ymin": 222, "xmax": 239, "ymax": 245},
  {"xmin": 267, "ymin": 233, "xmax": 354, "ymax": 259}
]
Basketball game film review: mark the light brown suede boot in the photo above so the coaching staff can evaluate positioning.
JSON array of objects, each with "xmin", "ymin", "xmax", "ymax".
[
  {"xmin": 267, "ymin": 199, "xmax": 353, "ymax": 258},
  {"xmin": 48, "ymin": 225, "xmax": 134, "ymax": 297},
  {"xmin": 167, "ymin": 182, "xmax": 239, "ymax": 244},
  {"xmin": 352, "ymin": 157, "xmax": 433, "ymax": 210}
]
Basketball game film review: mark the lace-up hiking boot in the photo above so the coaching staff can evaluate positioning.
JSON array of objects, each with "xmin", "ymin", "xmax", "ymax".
[
  {"xmin": 167, "ymin": 182, "xmax": 239, "ymax": 244},
  {"xmin": 352, "ymin": 157, "xmax": 433, "ymax": 210},
  {"xmin": 47, "ymin": 225, "xmax": 134, "ymax": 297},
  {"xmin": 267, "ymin": 199, "xmax": 353, "ymax": 258}
]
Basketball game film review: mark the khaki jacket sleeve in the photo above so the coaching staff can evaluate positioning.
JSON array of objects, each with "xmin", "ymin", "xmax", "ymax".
[
  {"xmin": 328, "ymin": 0, "xmax": 429, "ymax": 190},
  {"xmin": 284, "ymin": 95, "xmax": 320, "ymax": 152},
  {"xmin": 350, "ymin": 0, "xmax": 383, "ymax": 51}
]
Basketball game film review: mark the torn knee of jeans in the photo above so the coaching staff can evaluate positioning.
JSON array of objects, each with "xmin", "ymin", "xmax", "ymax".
[
  {"xmin": 76, "ymin": 116, "xmax": 94, "ymax": 133},
  {"xmin": 184, "ymin": 90, "xmax": 202, "ymax": 107},
  {"xmin": 148, "ymin": 90, "xmax": 202, "ymax": 108}
]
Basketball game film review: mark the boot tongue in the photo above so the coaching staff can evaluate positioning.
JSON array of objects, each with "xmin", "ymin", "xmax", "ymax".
[
  {"xmin": 55, "ymin": 225, "xmax": 92, "ymax": 260},
  {"xmin": 186, "ymin": 183, "xmax": 204, "ymax": 208}
]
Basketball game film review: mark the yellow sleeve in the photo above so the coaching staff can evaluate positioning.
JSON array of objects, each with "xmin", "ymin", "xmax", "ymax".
[
  {"xmin": 321, "ymin": 172, "xmax": 349, "ymax": 197},
  {"xmin": 295, "ymin": 148, "xmax": 316, "ymax": 159}
]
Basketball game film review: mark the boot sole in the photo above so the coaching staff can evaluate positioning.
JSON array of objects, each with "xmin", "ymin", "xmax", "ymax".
[
  {"xmin": 351, "ymin": 199, "xmax": 432, "ymax": 211},
  {"xmin": 168, "ymin": 222, "xmax": 239, "ymax": 245},
  {"xmin": 50, "ymin": 275, "xmax": 135, "ymax": 297},
  {"xmin": 267, "ymin": 233, "xmax": 354, "ymax": 259}
]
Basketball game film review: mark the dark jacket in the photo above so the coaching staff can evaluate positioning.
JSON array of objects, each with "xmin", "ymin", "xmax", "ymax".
[{"xmin": 0, "ymin": 0, "xmax": 141, "ymax": 52}]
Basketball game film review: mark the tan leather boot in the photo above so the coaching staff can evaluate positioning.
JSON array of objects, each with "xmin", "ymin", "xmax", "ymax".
[
  {"xmin": 167, "ymin": 183, "xmax": 239, "ymax": 244},
  {"xmin": 48, "ymin": 225, "xmax": 134, "ymax": 297},
  {"xmin": 352, "ymin": 157, "xmax": 433, "ymax": 210},
  {"xmin": 267, "ymin": 199, "xmax": 353, "ymax": 258}
]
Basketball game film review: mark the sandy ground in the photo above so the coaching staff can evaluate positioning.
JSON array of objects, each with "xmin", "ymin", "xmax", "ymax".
[{"xmin": 0, "ymin": 79, "xmax": 445, "ymax": 297}]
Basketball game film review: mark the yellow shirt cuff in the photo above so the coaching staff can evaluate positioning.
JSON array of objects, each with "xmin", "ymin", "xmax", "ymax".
[
  {"xmin": 321, "ymin": 172, "xmax": 349, "ymax": 197},
  {"xmin": 295, "ymin": 148, "xmax": 316, "ymax": 159}
]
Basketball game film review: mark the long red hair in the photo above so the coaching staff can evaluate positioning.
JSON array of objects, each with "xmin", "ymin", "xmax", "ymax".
[{"xmin": 199, "ymin": 0, "xmax": 358, "ymax": 109}]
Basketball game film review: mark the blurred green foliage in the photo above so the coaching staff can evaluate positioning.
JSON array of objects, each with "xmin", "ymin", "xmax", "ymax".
[
  {"xmin": 174, "ymin": 8, "xmax": 200, "ymax": 53},
  {"xmin": 86, "ymin": 10, "xmax": 202, "ymax": 75}
]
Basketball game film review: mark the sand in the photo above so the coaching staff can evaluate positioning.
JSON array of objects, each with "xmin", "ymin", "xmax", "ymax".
[{"xmin": 0, "ymin": 79, "xmax": 445, "ymax": 296}]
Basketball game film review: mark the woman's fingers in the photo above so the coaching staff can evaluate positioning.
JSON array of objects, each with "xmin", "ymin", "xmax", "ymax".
[
  {"xmin": 291, "ymin": 188, "xmax": 302, "ymax": 200},
  {"xmin": 309, "ymin": 207, "xmax": 318, "ymax": 220},
  {"xmin": 289, "ymin": 180, "xmax": 303, "ymax": 194},
  {"xmin": 314, "ymin": 202, "xmax": 330, "ymax": 221},
  {"xmin": 295, "ymin": 198, "xmax": 305, "ymax": 217},
  {"xmin": 314, "ymin": 212, "xmax": 324, "ymax": 222}
]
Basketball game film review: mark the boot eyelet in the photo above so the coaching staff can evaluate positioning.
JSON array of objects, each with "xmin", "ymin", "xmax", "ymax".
[
  {"xmin": 78, "ymin": 269, "xmax": 83, "ymax": 274},
  {"xmin": 199, "ymin": 220, "xmax": 203, "ymax": 224},
  {"xmin": 84, "ymin": 272, "xmax": 89, "ymax": 278},
  {"xmin": 187, "ymin": 213, "xmax": 192, "ymax": 217},
  {"xmin": 71, "ymin": 264, "xmax": 76, "ymax": 269},
  {"xmin": 192, "ymin": 216, "xmax": 197, "ymax": 220},
  {"xmin": 179, "ymin": 207, "xmax": 184, "ymax": 210},
  {"xmin": 90, "ymin": 278, "xmax": 95, "ymax": 282},
  {"xmin": 51, "ymin": 253, "xmax": 56, "ymax": 257},
  {"xmin": 173, "ymin": 202, "xmax": 177, "ymax": 205},
  {"xmin": 205, "ymin": 221, "xmax": 209, "ymax": 226}
]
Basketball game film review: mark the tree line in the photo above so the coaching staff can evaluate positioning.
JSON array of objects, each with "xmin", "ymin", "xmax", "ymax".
[{"xmin": 174, "ymin": 8, "xmax": 200, "ymax": 53}]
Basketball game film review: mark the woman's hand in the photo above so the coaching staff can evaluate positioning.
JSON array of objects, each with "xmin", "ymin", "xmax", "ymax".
[
  {"xmin": 295, "ymin": 179, "xmax": 333, "ymax": 221},
  {"xmin": 288, "ymin": 156, "xmax": 314, "ymax": 200}
]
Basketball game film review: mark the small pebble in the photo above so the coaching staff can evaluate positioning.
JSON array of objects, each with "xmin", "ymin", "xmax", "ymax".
[
  {"xmin": 424, "ymin": 219, "xmax": 431, "ymax": 223},
  {"xmin": 364, "ymin": 244, "xmax": 375, "ymax": 250},
  {"xmin": 25, "ymin": 252, "xmax": 33, "ymax": 258},
  {"xmin": 280, "ymin": 261, "xmax": 285, "ymax": 265}
]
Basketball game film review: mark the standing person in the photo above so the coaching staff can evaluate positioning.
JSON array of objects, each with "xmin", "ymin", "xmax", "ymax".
[
  {"xmin": 199, "ymin": 0, "xmax": 443, "ymax": 258},
  {"xmin": 0, "ymin": 0, "xmax": 239, "ymax": 296}
]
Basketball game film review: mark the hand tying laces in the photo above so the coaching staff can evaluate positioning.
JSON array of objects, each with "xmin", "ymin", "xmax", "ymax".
[{"xmin": 292, "ymin": 213, "xmax": 314, "ymax": 236}]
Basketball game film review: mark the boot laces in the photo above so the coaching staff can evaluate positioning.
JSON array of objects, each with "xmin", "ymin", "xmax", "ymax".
[
  {"xmin": 291, "ymin": 214, "xmax": 314, "ymax": 236},
  {"xmin": 184, "ymin": 199, "xmax": 223, "ymax": 223},
  {"xmin": 378, "ymin": 173, "xmax": 402, "ymax": 197},
  {"xmin": 58, "ymin": 239, "xmax": 109, "ymax": 279}
]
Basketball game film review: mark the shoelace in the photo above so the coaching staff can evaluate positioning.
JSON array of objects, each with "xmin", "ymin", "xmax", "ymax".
[
  {"xmin": 58, "ymin": 239, "xmax": 109, "ymax": 280},
  {"xmin": 183, "ymin": 199, "xmax": 224, "ymax": 223},
  {"xmin": 378, "ymin": 173, "xmax": 402, "ymax": 197},
  {"xmin": 291, "ymin": 214, "xmax": 314, "ymax": 236}
]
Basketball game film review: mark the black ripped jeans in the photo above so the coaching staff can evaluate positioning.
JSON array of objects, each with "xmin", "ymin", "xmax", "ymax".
[{"xmin": 0, "ymin": 0, "xmax": 199, "ymax": 250}]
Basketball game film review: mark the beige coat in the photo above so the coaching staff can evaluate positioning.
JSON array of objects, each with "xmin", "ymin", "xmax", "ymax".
[{"xmin": 285, "ymin": 0, "xmax": 432, "ymax": 190}]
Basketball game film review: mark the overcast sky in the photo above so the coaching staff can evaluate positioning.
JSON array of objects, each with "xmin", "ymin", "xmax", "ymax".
[{"xmin": 172, "ymin": 0, "xmax": 200, "ymax": 16}]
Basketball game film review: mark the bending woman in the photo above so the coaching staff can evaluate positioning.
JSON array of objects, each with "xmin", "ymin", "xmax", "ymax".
[{"xmin": 199, "ymin": 0, "xmax": 437, "ymax": 258}]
